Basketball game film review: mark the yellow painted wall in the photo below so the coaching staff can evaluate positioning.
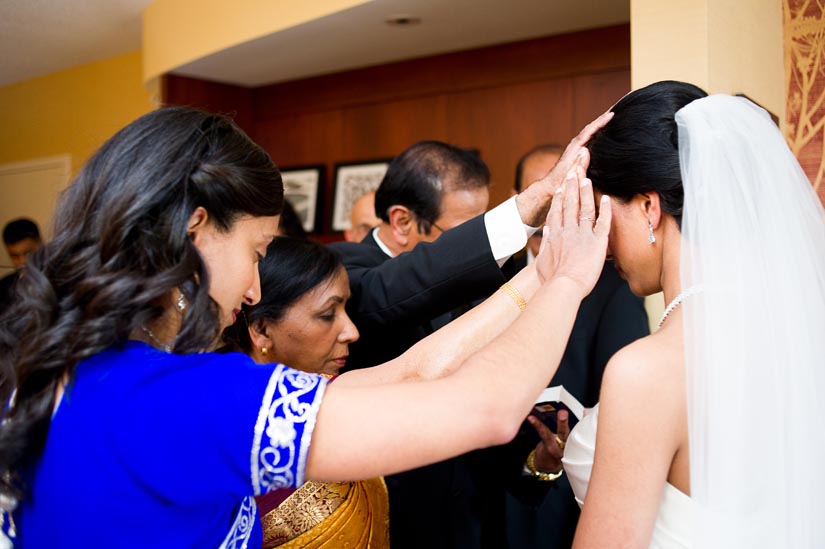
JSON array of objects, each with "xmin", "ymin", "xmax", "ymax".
[
  {"xmin": 0, "ymin": 50, "xmax": 157, "ymax": 172},
  {"xmin": 143, "ymin": 0, "xmax": 371, "ymax": 83},
  {"xmin": 631, "ymin": 0, "xmax": 709, "ymax": 90},
  {"xmin": 632, "ymin": 0, "xmax": 784, "ymax": 123},
  {"xmin": 707, "ymin": 0, "xmax": 784, "ymax": 123}
]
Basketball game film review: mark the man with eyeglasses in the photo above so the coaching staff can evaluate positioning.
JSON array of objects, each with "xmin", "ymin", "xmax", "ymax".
[
  {"xmin": 332, "ymin": 140, "xmax": 497, "ymax": 372},
  {"xmin": 329, "ymin": 137, "xmax": 578, "ymax": 549}
]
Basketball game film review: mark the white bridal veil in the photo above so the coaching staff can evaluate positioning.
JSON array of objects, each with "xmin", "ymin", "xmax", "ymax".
[{"xmin": 678, "ymin": 95, "xmax": 825, "ymax": 547}]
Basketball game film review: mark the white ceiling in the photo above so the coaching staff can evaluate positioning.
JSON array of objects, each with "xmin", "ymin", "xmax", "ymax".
[
  {"xmin": 0, "ymin": 0, "xmax": 155, "ymax": 86},
  {"xmin": 0, "ymin": 0, "xmax": 629, "ymax": 88}
]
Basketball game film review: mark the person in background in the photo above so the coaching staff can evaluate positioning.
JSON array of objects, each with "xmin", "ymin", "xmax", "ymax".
[
  {"xmin": 331, "ymin": 141, "xmax": 494, "ymax": 372},
  {"xmin": 0, "ymin": 105, "xmax": 612, "ymax": 548},
  {"xmin": 331, "ymin": 141, "xmax": 495, "ymax": 548},
  {"xmin": 344, "ymin": 191, "xmax": 380, "ymax": 243},
  {"xmin": 0, "ymin": 218, "xmax": 42, "ymax": 311},
  {"xmin": 511, "ymin": 145, "xmax": 564, "ymax": 264},
  {"xmin": 222, "ymin": 237, "xmax": 387, "ymax": 548}
]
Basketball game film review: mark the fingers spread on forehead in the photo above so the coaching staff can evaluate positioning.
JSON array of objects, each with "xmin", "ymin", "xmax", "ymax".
[{"xmin": 563, "ymin": 170, "xmax": 580, "ymax": 228}]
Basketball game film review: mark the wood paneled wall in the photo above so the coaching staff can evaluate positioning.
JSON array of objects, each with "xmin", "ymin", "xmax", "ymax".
[{"xmin": 164, "ymin": 24, "xmax": 630, "ymax": 238}]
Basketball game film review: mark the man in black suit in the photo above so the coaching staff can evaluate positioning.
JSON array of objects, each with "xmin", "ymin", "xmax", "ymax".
[
  {"xmin": 329, "ymin": 128, "xmax": 641, "ymax": 547},
  {"xmin": 332, "ymin": 141, "xmax": 527, "ymax": 372},
  {"xmin": 332, "ymin": 140, "xmax": 562, "ymax": 548},
  {"xmin": 497, "ymin": 145, "xmax": 650, "ymax": 549}
]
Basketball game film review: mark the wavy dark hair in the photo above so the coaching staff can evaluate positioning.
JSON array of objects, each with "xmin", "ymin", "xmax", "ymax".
[
  {"xmin": 221, "ymin": 236, "xmax": 342, "ymax": 354},
  {"xmin": 587, "ymin": 80, "xmax": 708, "ymax": 228},
  {"xmin": 0, "ymin": 107, "xmax": 283, "ymax": 500}
]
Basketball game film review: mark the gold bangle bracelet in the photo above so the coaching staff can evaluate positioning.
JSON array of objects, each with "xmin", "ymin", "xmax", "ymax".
[
  {"xmin": 500, "ymin": 282, "xmax": 527, "ymax": 311},
  {"xmin": 525, "ymin": 449, "xmax": 564, "ymax": 482}
]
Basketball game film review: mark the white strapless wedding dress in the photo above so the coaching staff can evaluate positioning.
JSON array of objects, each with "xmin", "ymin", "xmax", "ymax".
[{"xmin": 562, "ymin": 404, "xmax": 695, "ymax": 548}]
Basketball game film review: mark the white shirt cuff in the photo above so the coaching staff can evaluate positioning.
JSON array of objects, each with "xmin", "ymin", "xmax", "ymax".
[{"xmin": 484, "ymin": 196, "xmax": 539, "ymax": 266}]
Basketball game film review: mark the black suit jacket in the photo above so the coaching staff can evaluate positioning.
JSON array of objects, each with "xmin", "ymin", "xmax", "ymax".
[
  {"xmin": 331, "ymin": 216, "xmax": 509, "ymax": 548},
  {"xmin": 330, "ymin": 214, "xmax": 506, "ymax": 371}
]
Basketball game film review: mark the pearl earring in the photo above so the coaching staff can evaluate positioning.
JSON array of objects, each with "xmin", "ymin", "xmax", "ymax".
[{"xmin": 648, "ymin": 220, "xmax": 656, "ymax": 244}]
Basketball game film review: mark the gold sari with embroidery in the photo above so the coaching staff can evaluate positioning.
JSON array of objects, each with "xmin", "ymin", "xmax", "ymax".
[{"xmin": 260, "ymin": 477, "xmax": 389, "ymax": 548}]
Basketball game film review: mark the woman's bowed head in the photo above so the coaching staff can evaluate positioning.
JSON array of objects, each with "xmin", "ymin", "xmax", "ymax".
[
  {"xmin": 562, "ymin": 81, "xmax": 825, "ymax": 548},
  {"xmin": 0, "ymin": 108, "xmax": 284, "ymax": 498}
]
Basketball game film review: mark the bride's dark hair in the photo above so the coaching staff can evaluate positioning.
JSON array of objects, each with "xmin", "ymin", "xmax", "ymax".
[
  {"xmin": 0, "ymin": 107, "xmax": 283, "ymax": 500},
  {"xmin": 587, "ymin": 80, "xmax": 708, "ymax": 228}
]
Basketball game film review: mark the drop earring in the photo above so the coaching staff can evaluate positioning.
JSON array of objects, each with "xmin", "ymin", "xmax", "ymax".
[
  {"xmin": 648, "ymin": 220, "xmax": 656, "ymax": 244},
  {"xmin": 261, "ymin": 347, "xmax": 268, "ymax": 356},
  {"xmin": 176, "ymin": 291, "xmax": 187, "ymax": 312}
]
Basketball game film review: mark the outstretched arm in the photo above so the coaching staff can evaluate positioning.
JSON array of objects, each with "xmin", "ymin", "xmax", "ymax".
[
  {"xmin": 332, "ymin": 111, "xmax": 614, "ymax": 328},
  {"xmin": 334, "ymin": 216, "xmax": 506, "ymax": 325},
  {"xmin": 306, "ymin": 165, "xmax": 612, "ymax": 482},
  {"xmin": 334, "ymin": 261, "xmax": 539, "ymax": 387}
]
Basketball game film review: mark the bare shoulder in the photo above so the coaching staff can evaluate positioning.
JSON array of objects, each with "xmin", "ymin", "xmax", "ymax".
[
  {"xmin": 603, "ymin": 330, "xmax": 681, "ymax": 386},
  {"xmin": 599, "ymin": 330, "xmax": 684, "ymax": 425}
]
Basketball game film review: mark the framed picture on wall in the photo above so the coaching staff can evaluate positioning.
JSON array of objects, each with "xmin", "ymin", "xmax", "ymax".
[
  {"xmin": 331, "ymin": 160, "xmax": 392, "ymax": 232},
  {"xmin": 280, "ymin": 165, "xmax": 325, "ymax": 233}
]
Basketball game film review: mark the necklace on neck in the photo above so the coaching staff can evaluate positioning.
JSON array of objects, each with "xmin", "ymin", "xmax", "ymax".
[
  {"xmin": 140, "ymin": 325, "xmax": 172, "ymax": 352},
  {"xmin": 658, "ymin": 285, "xmax": 703, "ymax": 329}
]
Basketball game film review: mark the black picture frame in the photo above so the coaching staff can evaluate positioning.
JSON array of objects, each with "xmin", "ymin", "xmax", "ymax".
[
  {"xmin": 280, "ymin": 165, "xmax": 325, "ymax": 233},
  {"xmin": 331, "ymin": 159, "xmax": 392, "ymax": 232}
]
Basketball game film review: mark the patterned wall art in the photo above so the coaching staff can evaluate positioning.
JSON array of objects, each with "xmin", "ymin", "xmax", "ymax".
[{"xmin": 785, "ymin": 0, "xmax": 825, "ymax": 204}]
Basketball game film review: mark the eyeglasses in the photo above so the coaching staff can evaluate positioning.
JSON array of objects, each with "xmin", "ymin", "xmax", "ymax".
[{"xmin": 430, "ymin": 220, "xmax": 447, "ymax": 234}]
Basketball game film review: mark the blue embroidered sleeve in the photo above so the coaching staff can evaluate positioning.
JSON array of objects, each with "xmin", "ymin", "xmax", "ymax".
[
  {"xmin": 250, "ymin": 365, "xmax": 327, "ymax": 494},
  {"xmin": 7, "ymin": 344, "xmax": 328, "ymax": 548},
  {"xmin": 103, "ymin": 347, "xmax": 328, "ymax": 504}
]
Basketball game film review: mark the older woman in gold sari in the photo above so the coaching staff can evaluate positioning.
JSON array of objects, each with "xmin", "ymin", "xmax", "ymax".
[{"xmin": 223, "ymin": 237, "xmax": 389, "ymax": 548}]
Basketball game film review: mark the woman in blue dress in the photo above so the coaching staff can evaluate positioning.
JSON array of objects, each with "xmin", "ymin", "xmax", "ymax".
[{"xmin": 0, "ymin": 106, "xmax": 611, "ymax": 548}]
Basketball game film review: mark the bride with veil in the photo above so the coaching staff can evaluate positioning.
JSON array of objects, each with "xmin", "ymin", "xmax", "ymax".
[{"xmin": 561, "ymin": 81, "xmax": 825, "ymax": 548}]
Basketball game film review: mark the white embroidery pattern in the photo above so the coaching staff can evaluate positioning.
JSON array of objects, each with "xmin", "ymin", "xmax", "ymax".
[
  {"xmin": 218, "ymin": 366, "xmax": 325, "ymax": 548},
  {"xmin": 0, "ymin": 510, "xmax": 15, "ymax": 549},
  {"xmin": 250, "ymin": 366, "xmax": 327, "ymax": 495},
  {"xmin": 218, "ymin": 496, "xmax": 256, "ymax": 549}
]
